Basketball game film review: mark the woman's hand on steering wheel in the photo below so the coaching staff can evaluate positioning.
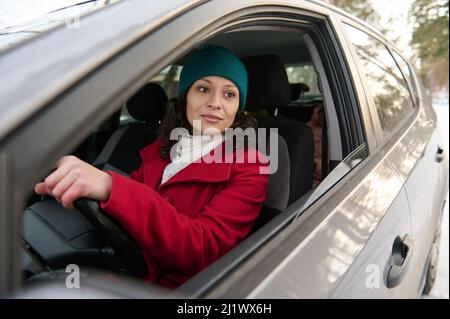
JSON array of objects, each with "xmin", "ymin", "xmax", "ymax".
[{"xmin": 34, "ymin": 155, "xmax": 112, "ymax": 209}]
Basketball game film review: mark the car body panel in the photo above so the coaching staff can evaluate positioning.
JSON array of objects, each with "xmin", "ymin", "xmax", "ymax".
[
  {"xmin": 247, "ymin": 156, "xmax": 409, "ymax": 298},
  {"xmin": 330, "ymin": 186, "xmax": 413, "ymax": 298},
  {"xmin": 386, "ymin": 105, "xmax": 448, "ymax": 295}
]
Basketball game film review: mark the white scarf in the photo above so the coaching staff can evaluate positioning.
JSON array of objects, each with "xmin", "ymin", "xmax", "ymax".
[{"xmin": 161, "ymin": 132, "xmax": 224, "ymax": 185}]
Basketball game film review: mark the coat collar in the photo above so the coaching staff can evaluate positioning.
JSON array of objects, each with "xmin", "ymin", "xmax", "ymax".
[{"xmin": 139, "ymin": 139, "xmax": 232, "ymax": 188}]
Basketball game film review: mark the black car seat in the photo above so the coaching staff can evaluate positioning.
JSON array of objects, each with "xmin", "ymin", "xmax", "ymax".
[
  {"xmin": 242, "ymin": 55, "xmax": 315, "ymax": 207},
  {"xmin": 93, "ymin": 82, "xmax": 168, "ymax": 174}
]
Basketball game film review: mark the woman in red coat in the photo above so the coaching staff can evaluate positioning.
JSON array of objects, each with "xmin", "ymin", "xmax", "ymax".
[{"xmin": 34, "ymin": 45, "xmax": 269, "ymax": 288}]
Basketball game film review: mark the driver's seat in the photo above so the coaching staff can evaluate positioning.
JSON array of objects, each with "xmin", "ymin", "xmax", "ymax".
[
  {"xmin": 244, "ymin": 54, "xmax": 315, "ymax": 234},
  {"xmin": 94, "ymin": 82, "xmax": 168, "ymax": 174},
  {"xmin": 242, "ymin": 54, "xmax": 314, "ymax": 206}
]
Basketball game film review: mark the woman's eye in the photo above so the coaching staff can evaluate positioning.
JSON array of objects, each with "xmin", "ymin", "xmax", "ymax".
[
  {"xmin": 198, "ymin": 86, "xmax": 209, "ymax": 93},
  {"xmin": 225, "ymin": 91, "xmax": 236, "ymax": 99}
]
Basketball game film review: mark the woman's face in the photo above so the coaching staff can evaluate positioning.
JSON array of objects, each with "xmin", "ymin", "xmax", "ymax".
[{"xmin": 186, "ymin": 76, "xmax": 240, "ymax": 134}]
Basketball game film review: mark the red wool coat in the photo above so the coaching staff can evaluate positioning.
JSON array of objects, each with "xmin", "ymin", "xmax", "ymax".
[{"xmin": 100, "ymin": 139, "xmax": 269, "ymax": 288}]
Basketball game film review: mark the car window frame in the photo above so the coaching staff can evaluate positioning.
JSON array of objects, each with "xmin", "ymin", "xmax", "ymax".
[
  {"xmin": 390, "ymin": 49, "xmax": 420, "ymax": 107},
  {"xmin": 0, "ymin": 150, "xmax": 17, "ymax": 296},
  {"xmin": 176, "ymin": 9, "xmax": 373, "ymax": 297}
]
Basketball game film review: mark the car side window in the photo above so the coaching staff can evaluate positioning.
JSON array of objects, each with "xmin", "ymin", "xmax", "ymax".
[{"xmin": 343, "ymin": 24, "xmax": 415, "ymax": 138}]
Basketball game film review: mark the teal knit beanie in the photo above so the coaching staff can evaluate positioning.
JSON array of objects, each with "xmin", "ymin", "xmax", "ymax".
[{"xmin": 178, "ymin": 45, "xmax": 248, "ymax": 110}]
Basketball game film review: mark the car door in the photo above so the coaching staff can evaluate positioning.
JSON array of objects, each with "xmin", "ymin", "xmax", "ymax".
[
  {"xmin": 388, "ymin": 50, "xmax": 448, "ymax": 295},
  {"xmin": 395, "ymin": 118, "xmax": 445, "ymax": 295}
]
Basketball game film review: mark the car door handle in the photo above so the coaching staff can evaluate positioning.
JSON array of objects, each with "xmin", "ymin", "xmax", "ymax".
[
  {"xmin": 435, "ymin": 146, "xmax": 444, "ymax": 163},
  {"xmin": 386, "ymin": 234, "xmax": 414, "ymax": 288}
]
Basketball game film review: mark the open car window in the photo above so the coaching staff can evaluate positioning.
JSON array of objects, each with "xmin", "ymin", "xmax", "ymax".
[{"xmin": 2, "ymin": 2, "xmax": 383, "ymax": 299}]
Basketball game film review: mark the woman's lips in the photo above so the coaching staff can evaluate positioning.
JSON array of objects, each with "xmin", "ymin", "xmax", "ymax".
[{"xmin": 201, "ymin": 114, "xmax": 222, "ymax": 123}]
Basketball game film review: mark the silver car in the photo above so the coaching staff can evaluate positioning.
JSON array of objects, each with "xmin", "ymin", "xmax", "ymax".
[{"xmin": 0, "ymin": 0, "xmax": 447, "ymax": 299}]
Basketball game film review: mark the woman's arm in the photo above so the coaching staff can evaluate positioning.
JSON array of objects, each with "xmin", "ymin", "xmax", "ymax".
[{"xmin": 100, "ymin": 150, "xmax": 269, "ymax": 276}]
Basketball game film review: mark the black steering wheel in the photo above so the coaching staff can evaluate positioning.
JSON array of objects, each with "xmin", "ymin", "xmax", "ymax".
[{"xmin": 74, "ymin": 198, "xmax": 148, "ymax": 278}]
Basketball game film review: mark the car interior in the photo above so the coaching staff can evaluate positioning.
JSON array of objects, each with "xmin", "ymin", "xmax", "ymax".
[{"xmin": 21, "ymin": 26, "xmax": 353, "ymax": 288}]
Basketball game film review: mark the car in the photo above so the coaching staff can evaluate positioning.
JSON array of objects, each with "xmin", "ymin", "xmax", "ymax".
[{"xmin": 0, "ymin": 0, "xmax": 447, "ymax": 299}]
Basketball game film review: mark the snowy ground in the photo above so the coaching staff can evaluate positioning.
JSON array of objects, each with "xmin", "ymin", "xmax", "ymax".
[{"xmin": 426, "ymin": 98, "xmax": 449, "ymax": 299}]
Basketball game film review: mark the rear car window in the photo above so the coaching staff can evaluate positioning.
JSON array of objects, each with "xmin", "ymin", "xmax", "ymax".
[{"xmin": 343, "ymin": 24, "xmax": 415, "ymax": 138}]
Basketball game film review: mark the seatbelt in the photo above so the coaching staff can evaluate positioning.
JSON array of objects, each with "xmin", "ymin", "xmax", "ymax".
[{"xmin": 92, "ymin": 126, "xmax": 129, "ymax": 167}]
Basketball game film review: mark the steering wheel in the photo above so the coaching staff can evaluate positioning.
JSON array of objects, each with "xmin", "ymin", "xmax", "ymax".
[{"xmin": 74, "ymin": 198, "xmax": 148, "ymax": 278}]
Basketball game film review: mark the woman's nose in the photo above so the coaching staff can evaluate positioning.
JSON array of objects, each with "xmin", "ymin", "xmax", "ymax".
[{"xmin": 207, "ymin": 92, "xmax": 222, "ymax": 109}]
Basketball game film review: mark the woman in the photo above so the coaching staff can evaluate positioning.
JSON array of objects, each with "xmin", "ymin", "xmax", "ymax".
[{"xmin": 34, "ymin": 45, "xmax": 269, "ymax": 288}]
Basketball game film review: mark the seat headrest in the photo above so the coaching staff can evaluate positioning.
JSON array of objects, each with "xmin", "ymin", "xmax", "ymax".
[
  {"xmin": 241, "ymin": 55, "xmax": 291, "ymax": 114},
  {"xmin": 290, "ymin": 83, "xmax": 310, "ymax": 100},
  {"xmin": 127, "ymin": 82, "xmax": 168, "ymax": 122}
]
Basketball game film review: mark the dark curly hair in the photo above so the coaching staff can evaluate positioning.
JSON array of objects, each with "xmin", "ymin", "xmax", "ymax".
[{"xmin": 157, "ymin": 92, "xmax": 257, "ymax": 159}]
